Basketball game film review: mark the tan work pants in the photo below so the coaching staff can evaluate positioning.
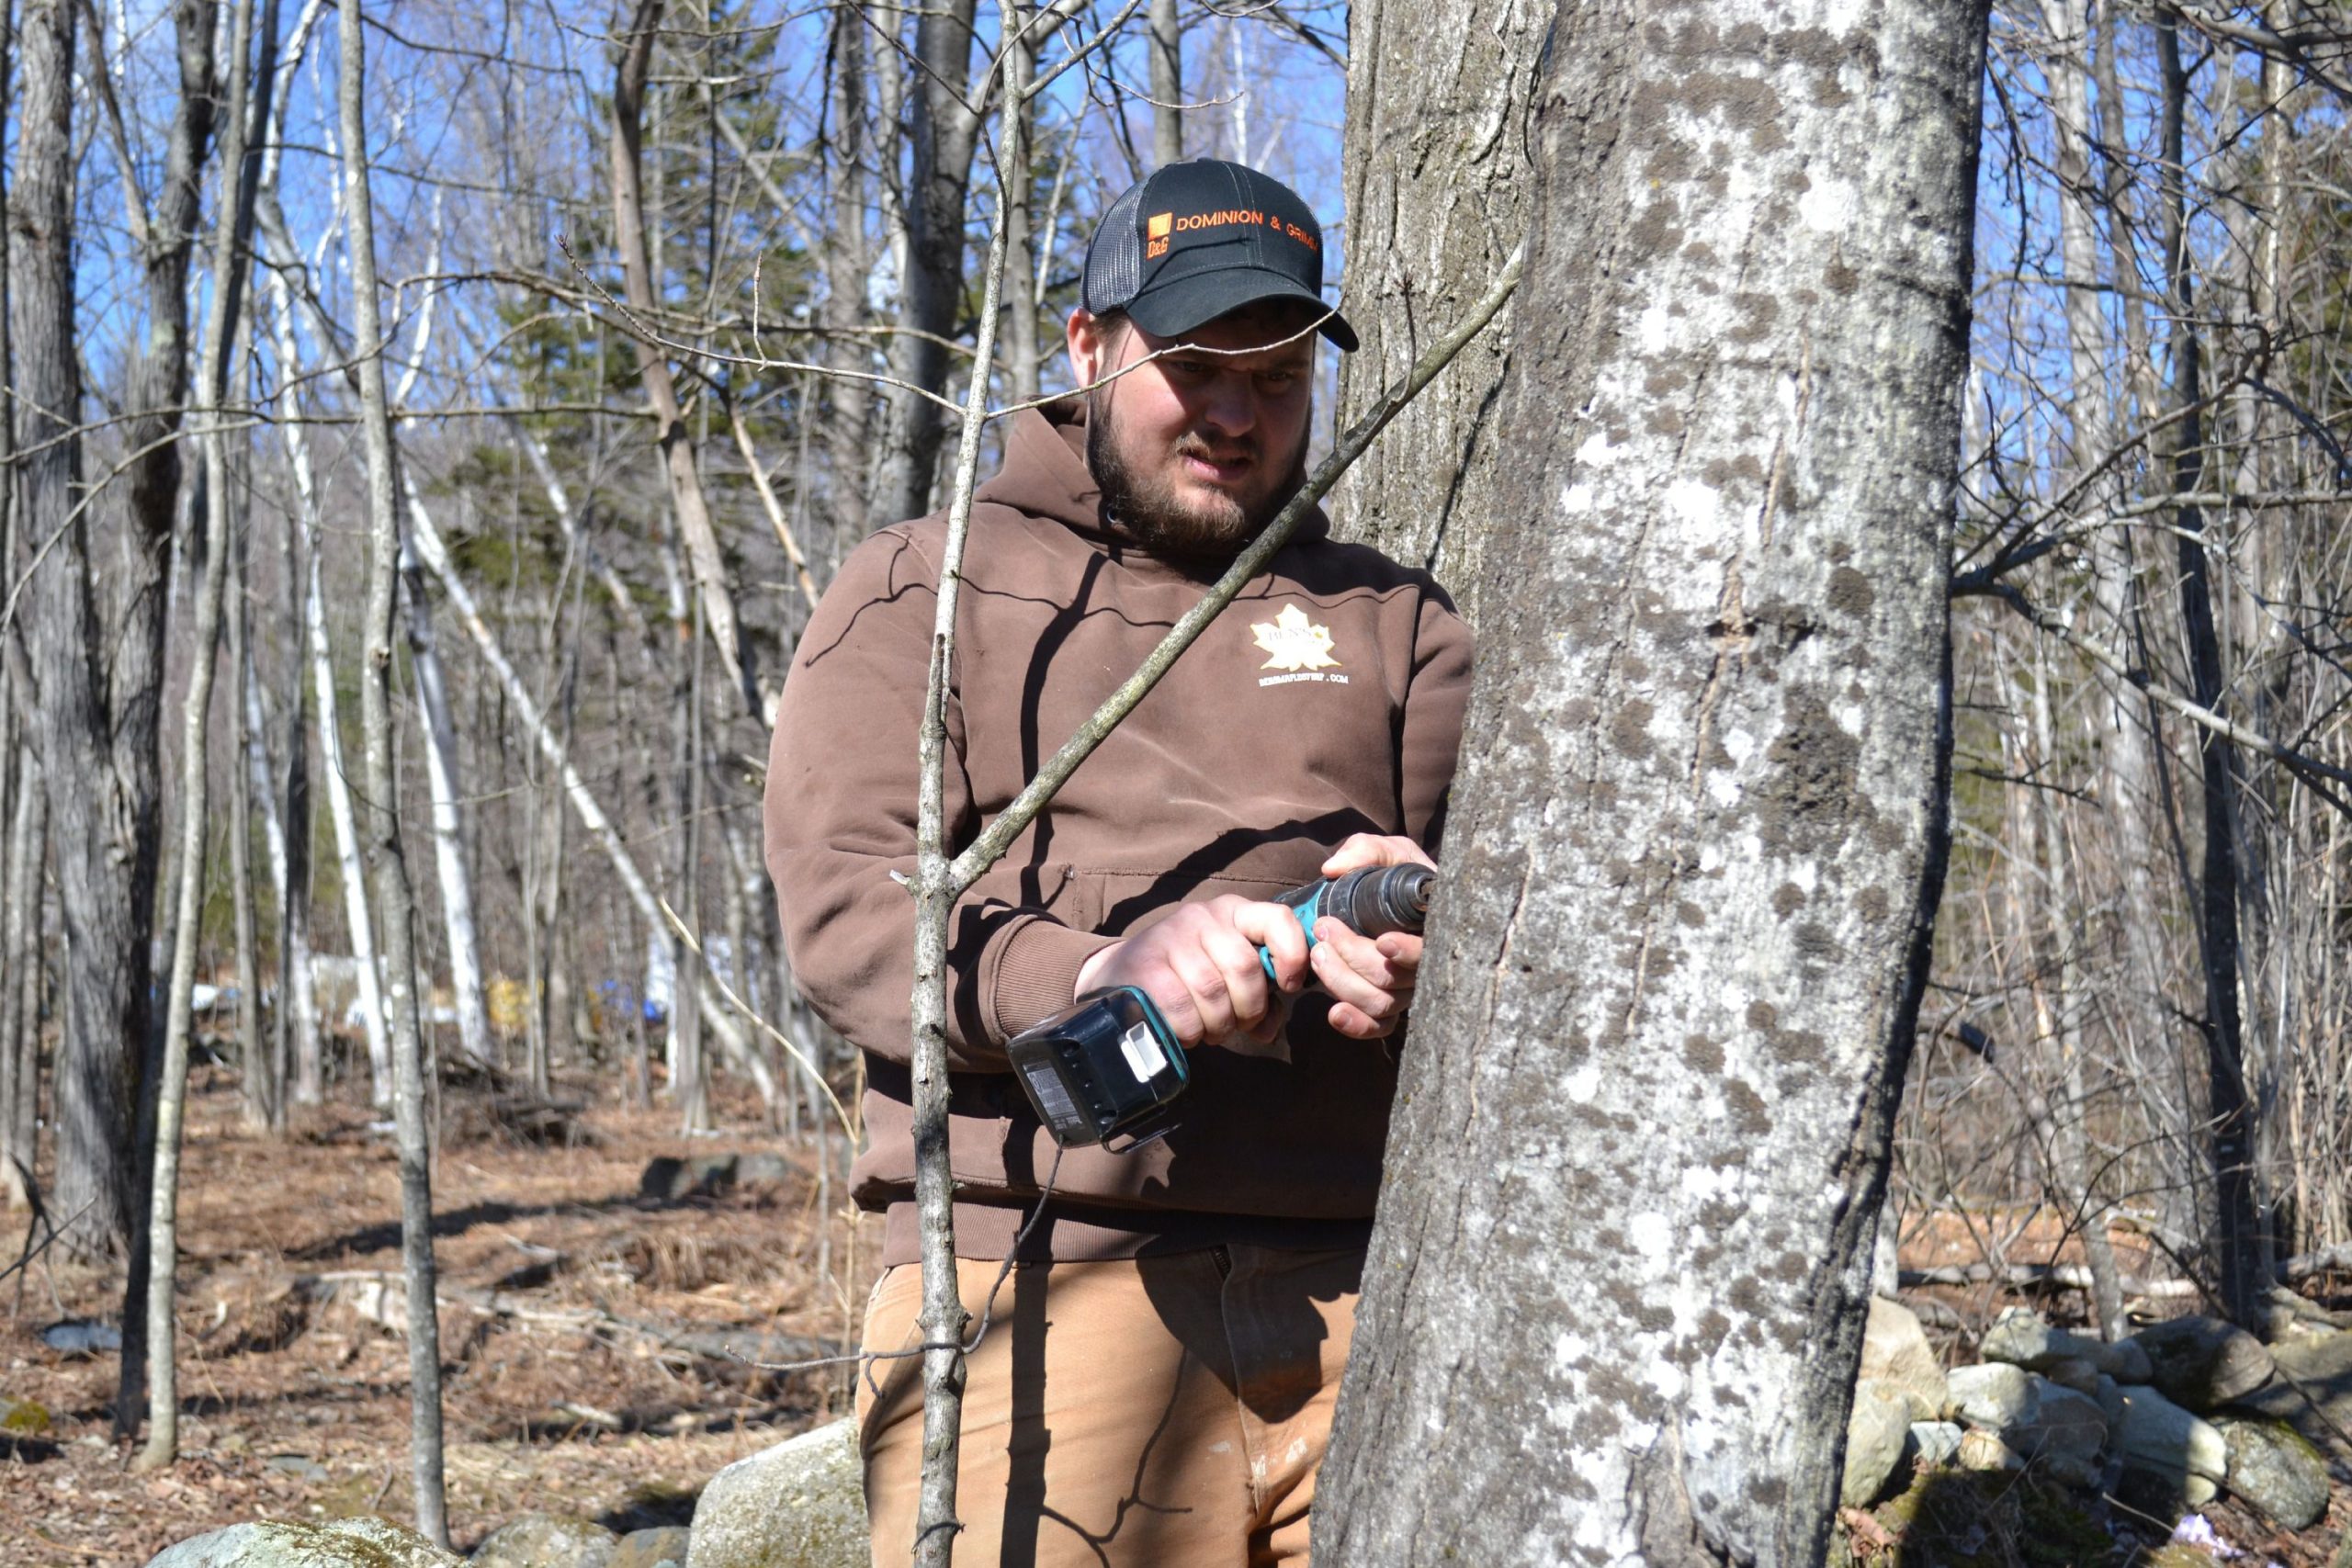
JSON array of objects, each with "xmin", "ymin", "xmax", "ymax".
[{"xmin": 857, "ymin": 1246, "xmax": 1362, "ymax": 1567}]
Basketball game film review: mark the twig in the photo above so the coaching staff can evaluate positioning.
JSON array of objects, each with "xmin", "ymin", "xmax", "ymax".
[
  {"xmin": 658, "ymin": 898, "xmax": 856, "ymax": 1141},
  {"xmin": 944, "ymin": 243, "xmax": 1525, "ymax": 897}
]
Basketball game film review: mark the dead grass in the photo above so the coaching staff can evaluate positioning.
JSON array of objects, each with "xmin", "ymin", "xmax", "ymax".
[{"xmin": 1, "ymin": 1065, "xmax": 877, "ymax": 1567}]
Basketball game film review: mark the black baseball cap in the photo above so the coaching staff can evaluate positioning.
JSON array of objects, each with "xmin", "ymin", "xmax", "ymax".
[{"xmin": 1082, "ymin": 159, "xmax": 1357, "ymax": 352}]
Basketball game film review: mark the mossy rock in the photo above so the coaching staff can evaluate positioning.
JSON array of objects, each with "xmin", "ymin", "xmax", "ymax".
[
  {"xmin": 146, "ymin": 1517, "xmax": 463, "ymax": 1568},
  {"xmin": 685, "ymin": 1418, "xmax": 864, "ymax": 1568},
  {"xmin": 1, "ymin": 1396, "xmax": 52, "ymax": 1434},
  {"xmin": 1840, "ymin": 1467, "xmax": 2111, "ymax": 1567}
]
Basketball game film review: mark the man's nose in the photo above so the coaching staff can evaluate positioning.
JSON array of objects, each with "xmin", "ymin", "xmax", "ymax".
[{"xmin": 1197, "ymin": 372, "xmax": 1258, "ymax": 438}]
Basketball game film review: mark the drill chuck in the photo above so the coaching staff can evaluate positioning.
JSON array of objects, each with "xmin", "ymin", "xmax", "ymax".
[{"xmin": 1261, "ymin": 863, "xmax": 1435, "ymax": 979}]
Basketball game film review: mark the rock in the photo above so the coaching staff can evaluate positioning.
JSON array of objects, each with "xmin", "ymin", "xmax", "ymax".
[
  {"xmin": 2093, "ymin": 1373, "xmax": 2125, "ymax": 1429},
  {"xmin": 39, "ymin": 1319, "xmax": 122, "ymax": 1356},
  {"xmin": 686, "ymin": 1417, "xmax": 865, "ymax": 1568},
  {"xmin": 1957, "ymin": 1428, "xmax": 2023, "ymax": 1472},
  {"xmin": 2214, "ymin": 1416, "xmax": 2330, "ymax": 1530},
  {"xmin": 639, "ymin": 1155, "xmax": 738, "ymax": 1201},
  {"xmin": 263, "ymin": 1455, "xmax": 328, "ymax": 1483},
  {"xmin": 1949, "ymin": 1362, "xmax": 2034, "ymax": 1429},
  {"xmin": 1860, "ymin": 1297, "xmax": 1948, "ymax": 1420},
  {"xmin": 2129, "ymin": 1315, "xmax": 2274, "ymax": 1412},
  {"xmin": 469, "ymin": 1514, "xmax": 617, "ymax": 1568},
  {"xmin": 1946, "ymin": 1364, "xmax": 2106, "ymax": 1485},
  {"xmin": 733, "ymin": 1153, "xmax": 794, "ymax": 1189},
  {"xmin": 2185, "ymin": 1473, "xmax": 2219, "ymax": 1506},
  {"xmin": 1, "ymin": 1395, "xmax": 52, "ymax": 1434},
  {"xmin": 1907, "ymin": 1421, "xmax": 1964, "ymax": 1468},
  {"xmin": 611, "ymin": 1529, "xmax": 691, "ymax": 1568},
  {"xmin": 2112, "ymin": 1384, "xmax": 2228, "ymax": 1493},
  {"xmin": 2041, "ymin": 1357, "xmax": 2099, "ymax": 1394},
  {"xmin": 1872, "ymin": 1208, "xmax": 1900, "ymax": 1299},
  {"xmin": 2014, "ymin": 1384, "xmax": 2108, "ymax": 1486},
  {"xmin": 1843, "ymin": 1382, "xmax": 1911, "ymax": 1507},
  {"xmin": 147, "ymin": 1518, "xmax": 463, "ymax": 1567},
  {"xmin": 2233, "ymin": 1328, "xmax": 2352, "ymax": 1454},
  {"xmin": 1979, "ymin": 1307, "xmax": 2153, "ymax": 1383}
]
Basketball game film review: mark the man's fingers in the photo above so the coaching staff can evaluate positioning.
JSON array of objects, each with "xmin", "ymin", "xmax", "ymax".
[
  {"xmin": 1165, "ymin": 942, "xmax": 1239, "ymax": 1043},
  {"xmin": 1309, "ymin": 921, "xmax": 1415, "ymax": 1023},
  {"xmin": 1229, "ymin": 899, "xmax": 1311, "ymax": 993},
  {"xmin": 1320, "ymin": 831, "xmax": 1438, "ymax": 878},
  {"xmin": 1325, "ymin": 999, "xmax": 1400, "ymax": 1040},
  {"xmin": 1200, "ymin": 921, "xmax": 1276, "ymax": 1031}
]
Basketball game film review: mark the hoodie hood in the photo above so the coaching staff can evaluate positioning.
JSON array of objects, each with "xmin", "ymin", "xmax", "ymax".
[{"xmin": 974, "ymin": 396, "xmax": 1331, "ymax": 558}]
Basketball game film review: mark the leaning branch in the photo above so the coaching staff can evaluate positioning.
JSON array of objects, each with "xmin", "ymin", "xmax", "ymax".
[{"xmin": 943, "ymin": 244, "xmax": 1525, "ymax": 898}]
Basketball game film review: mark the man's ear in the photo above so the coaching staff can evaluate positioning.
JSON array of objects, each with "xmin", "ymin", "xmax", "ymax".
[{"xmin": 1067, "ymin": 307, "xmax": 1104, "ymax": 386}]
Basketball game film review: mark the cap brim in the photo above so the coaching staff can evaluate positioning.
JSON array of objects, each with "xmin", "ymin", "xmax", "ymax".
[{"xmin": 1127, "ymin": 266, "xmax": 1360, "ymax": 353}]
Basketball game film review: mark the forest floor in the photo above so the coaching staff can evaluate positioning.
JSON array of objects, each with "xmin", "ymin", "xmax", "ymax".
[
  {"xmin": 2, "ymin": 1060, "xmax": 872, "ymax": 1567},
  {"xmin": 8, "ymin": 1063, "xmax": 2352, "ymax": 1566}
]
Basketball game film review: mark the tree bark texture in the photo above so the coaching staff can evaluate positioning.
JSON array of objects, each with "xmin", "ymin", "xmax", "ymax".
[
  {"xmin": 875, "ymin": 0, "xmax": 979, "ymax": 527},
  {"xmin": 1318, "ymin": 3, "xmax": 1984, "ymax": 1562},
  {"xmin": 400, "ymin": 547, "xmax": 495, "ymax": 1067},
  {"xmin": 1, "ymin": 750, "xmax": 42, "ymax": 1213},
  {"xmin": 2156, "ymin": 6, "xmax": 2263, "ymax": 1329},
  {"xmin": 13, "ymin": 0, "xmax": 156, "ymax": 1267},
  {"xmin": 818, "ymin": 0, "xmax": 875, "ymax": 566},
  {"xmin": 1329, "ymin": 0, "xmax": 1543, "ymax": 631},
  {"xmin": 337, "ymin": 0, "xmax": 447, "ymax": 1533},
  {"xmin": 1148, "ymin": 0, "xmax": 1182, "ymax": 165}
]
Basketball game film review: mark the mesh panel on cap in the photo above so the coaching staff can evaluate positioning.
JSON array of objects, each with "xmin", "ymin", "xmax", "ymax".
[{"xmin": 1083, "ymin": 179, "xmax": 1148, "ymax": 311}]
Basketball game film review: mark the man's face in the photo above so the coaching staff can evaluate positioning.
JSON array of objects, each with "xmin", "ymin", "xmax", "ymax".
[{"xmin": 1068, "ymin": 299, "xmax": 1320, "ymax": 560}]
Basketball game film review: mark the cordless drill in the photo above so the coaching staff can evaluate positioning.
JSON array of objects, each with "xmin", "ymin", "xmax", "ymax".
[{"xmin": 1006, "ymin": 863, "xmax": 1435, "ymax": 1151}]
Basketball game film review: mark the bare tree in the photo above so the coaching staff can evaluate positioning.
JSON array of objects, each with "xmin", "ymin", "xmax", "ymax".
[
  {"xmin": 607, "ymin": 0, "xmax": 761, "ymax": 718},
  {"xmin": 13, "ymin": 0, "xmax": 147, "ymax": 1276},
  {"xmin": 1147, "ymin": 0, "xmax": 1182, "ymax": 164},
  {"xmin": 338, "ymin": 0, "xmax": 447, "ymax": 1531},
  {"xmin": 1318, "ymin": 1, "xmax": 1986, "ymax": 1560},
  {"xmin": 874, "ymin": 0, "xmax": 981, "ymax": 525}
]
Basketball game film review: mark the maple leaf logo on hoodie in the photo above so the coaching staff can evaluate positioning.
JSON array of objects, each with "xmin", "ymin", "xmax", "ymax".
[{"xmin": 1251, "ymin": 604, "xmax": 1340, "ymax": 672}]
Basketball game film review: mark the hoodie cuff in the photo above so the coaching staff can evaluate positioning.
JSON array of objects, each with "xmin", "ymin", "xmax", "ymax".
[{"xmin": 981, "ymin": 914, "xmax": 1121, "ymax": 1050}]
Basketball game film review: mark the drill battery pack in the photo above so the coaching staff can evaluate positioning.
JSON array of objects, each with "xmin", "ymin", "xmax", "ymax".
[{"xmin": 1005, "ymin": 985, "xmax": 1191, "ymax": 1151}]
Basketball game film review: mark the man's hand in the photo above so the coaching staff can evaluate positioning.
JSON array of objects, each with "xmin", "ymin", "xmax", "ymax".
[
  {"xmin": 1310, "ymin": 834, "xmax": 1436, "ymax": 1040},
  {"xmin": 1074, "ymin": 895, "xmax": 1313, "ymax": 1047}
]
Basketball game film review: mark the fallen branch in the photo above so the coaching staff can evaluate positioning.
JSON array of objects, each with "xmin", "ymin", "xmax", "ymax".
[
  {"xmin": 299, "ymin": 1269, "xmax": 833, "ymax": 1370},
  {"xmin": 1899, "ymin": 1262, "xmax": 2199, "ymax": 1299}
]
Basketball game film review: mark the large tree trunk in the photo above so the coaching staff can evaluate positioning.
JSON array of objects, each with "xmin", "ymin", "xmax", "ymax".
[
  {"xmin": 1329, "ymin": 0, "xmax": 1543, "ymax": 631},
  {"xmin": 337, "ymin": 0, "xmax": 447, "ymax": 1533},
  {"xmin": 2155, "ymin": 6, "xmax": 2264, "ymax": 1329},
  {"xmin": 13, "ymin": 0, "xmax": 153, "ymax": 1274},
  {"xmin": 1318, "ymin": 2, "xmax": 1984, "ymax": 1561}
]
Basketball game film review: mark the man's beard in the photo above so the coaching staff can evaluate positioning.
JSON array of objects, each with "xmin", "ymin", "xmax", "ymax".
[{"xmin": 1087, "ymin": 390, "xmax": 1310, "ymax": 562}]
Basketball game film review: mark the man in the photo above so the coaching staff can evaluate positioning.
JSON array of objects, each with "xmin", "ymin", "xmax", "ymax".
[{"xmin": 764, "ymin": 158, "xmax": 1472, "ymax": 1566}]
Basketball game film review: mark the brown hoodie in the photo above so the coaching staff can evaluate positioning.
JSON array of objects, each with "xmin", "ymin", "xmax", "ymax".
[{"xmin": 764, "ymin": 400, "xmax": 1473, "ymax": 1263}]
